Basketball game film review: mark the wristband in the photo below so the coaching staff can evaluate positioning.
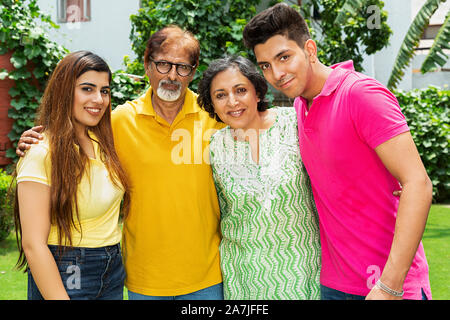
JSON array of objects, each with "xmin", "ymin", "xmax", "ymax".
[{"xmin": 376, "ymin": 279, "xmax": 404, "ymax": 297}]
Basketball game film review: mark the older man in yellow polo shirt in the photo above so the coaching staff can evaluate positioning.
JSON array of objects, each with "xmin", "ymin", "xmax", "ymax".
[
  {"xmin": 112, "ymin": 26, "xmax": 225, "ymax": 299},
  {"xmin": 16, "ymin": 25, "xmax": 224, "ymax": 300}
]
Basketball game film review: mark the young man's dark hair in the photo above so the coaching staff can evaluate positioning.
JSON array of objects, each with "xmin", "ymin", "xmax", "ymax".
[{"xmin": 243, "ymin": 3, "xmax": 311, "ymax": 51}]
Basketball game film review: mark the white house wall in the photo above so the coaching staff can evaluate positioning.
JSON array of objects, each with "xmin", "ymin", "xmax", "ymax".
[
  {"xmin": 362, "ymin": 0, "xmax": 449, "ymax": 90},
  {"xmin": 37, "ymin": 0, "xmax": 140, "ymax": 71}
]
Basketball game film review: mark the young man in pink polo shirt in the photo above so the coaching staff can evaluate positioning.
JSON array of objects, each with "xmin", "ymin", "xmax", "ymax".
[{"xmin": 243, "ymin": 3, "xmax": 432, "ymax": 300}]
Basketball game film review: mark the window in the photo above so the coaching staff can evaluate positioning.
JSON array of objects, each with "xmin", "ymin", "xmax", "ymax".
[
  {"xmin": 422, "ymin": 24, "xmax": 442, "ymax": 39},
  {"xmin": 57, "ymin": 0, "xmax": 91, "ymax": 23},
  {"xmin": 417, "ymin": 24, "xmax": 442, "ymax": 52}
]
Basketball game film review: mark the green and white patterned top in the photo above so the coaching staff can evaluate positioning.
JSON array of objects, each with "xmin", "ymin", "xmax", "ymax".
[{"xmin": 210, "ymin": 107, "xmax": 321, "ymax": 300}]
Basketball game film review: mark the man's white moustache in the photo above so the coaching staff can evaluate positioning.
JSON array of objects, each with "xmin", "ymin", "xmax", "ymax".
[{"xmin": 160, "ymin": 80, "xmax": 181, "ymax": 87}]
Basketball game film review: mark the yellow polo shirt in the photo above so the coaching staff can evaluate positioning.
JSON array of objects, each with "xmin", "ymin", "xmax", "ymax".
[{"xmin": 112, "ymin": 87, "xmax": 225, "ymax": 296}]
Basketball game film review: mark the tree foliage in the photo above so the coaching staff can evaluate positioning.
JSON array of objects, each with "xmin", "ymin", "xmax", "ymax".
[
  {"xmin": 128, "ymin": 0, "xmax": 392, "ymax": 82},
  {"xmin": 387, "ymin": 0, "xmax": 448, "ymax": 90},
  {"xmin": 420, "ymin": 9, "xmax": 449, "ymax": 74},
  {"xmin": 127, "ymin": 0, "xmax": 262, "ymax": 91},
  {"xmin": 292, "ymin": 0, "xmax": 392, "ymax": 72}
]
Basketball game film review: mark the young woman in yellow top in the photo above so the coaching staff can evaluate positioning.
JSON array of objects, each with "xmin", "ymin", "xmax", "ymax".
[{"xmin": 14, "ymin": 51, "xmax": 130, "ymax": 300}]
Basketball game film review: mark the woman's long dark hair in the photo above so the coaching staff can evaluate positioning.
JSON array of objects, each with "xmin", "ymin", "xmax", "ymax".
[{"xmin": 14, "ymin": 51, "xmax": 131, "ymax": 270}]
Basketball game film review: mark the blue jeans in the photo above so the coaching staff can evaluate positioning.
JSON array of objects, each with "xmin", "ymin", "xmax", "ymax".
[
  {"xmin": 320, "ymin": 284, "xmax": 429, "ymax": 300},
  {"xmin": 28, "ymin": 243, "xmax": 125, "ymax": 300},
  {"xmin": 128, "ymin": 282, "xmax": 224, "ymax": 300},
  {"xmin": 320, "ymin": 285, "xmax": 365, "ymax": 300}
]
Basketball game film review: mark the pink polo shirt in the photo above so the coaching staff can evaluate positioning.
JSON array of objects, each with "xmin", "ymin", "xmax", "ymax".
[{"xmin": 293, "ymin": 61, "xmax": 431, "ymax": 299}]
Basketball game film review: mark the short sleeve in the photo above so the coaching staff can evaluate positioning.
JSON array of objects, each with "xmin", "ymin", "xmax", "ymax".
[
  {"xmin": 16, "ymin": 142, "xmax": 51, "ymax": 186},
  {"xmin": 349, "ymin": 78, "xmax": 410, "ymax": 149}
]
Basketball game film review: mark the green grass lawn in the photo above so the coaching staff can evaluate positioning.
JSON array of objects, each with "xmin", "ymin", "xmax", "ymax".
[
  {"xmin": 1, "ymin": 205, "xmax": 449, "ymax": 300},
  {"xmin": 422, "ymin": 204, "xmax": 450, "ymax": 299},
  {"xmin": 0, "ymin": 232, "xmax": 26, "ymax": 300}
]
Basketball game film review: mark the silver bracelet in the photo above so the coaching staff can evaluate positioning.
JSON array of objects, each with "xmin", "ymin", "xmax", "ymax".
[{"xmin": 376, "ymin": 279, "xmax": 404, "ymax": 297}]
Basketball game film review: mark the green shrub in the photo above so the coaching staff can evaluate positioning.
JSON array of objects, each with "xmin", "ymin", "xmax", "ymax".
[
  {"xmin": 395, "ymin": 85, "xmax": 449, "ymax": 203},
  {"xmin": 110, "ymin": 70, "xmax": 148, "ymax": 108},
  {"xmin": 299, "ymin": 0, "xmax": 392, "ymax": 72},
  {"xmin": 0, "ymin": 169, "xmax": 14, "ymax": 241}
]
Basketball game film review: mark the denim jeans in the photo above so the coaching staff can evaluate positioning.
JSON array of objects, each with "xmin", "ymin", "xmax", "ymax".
[
  {"xmin": 128, "ymin": 282, "xmax": 224, "ymax": 300},
  {"xmin": 320, "ymin": 284, "xmax": 429, "ymax": 300},
  {"xmin": 28, "ymin": 243, "xmax": 125, "ymax": 300},
  {"xmin": 320, "ymin": 285, "xmax": 366, "ymax": 300}
]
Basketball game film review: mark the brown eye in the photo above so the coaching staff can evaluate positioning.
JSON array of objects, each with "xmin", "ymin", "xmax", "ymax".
[
  {"xmin": 237, "ymin": 87, "xmax": 247, "ymax": 94},
  {"xmin": 155, "ymin": 61, "xmax": 172, "ymax": 73},
  {"xmin": 260, "ymin": 63, "xmax": 270, "ymax": 71}
]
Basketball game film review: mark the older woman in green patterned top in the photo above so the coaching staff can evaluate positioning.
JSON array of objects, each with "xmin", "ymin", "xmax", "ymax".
[{"xmin": 197, "ymin": 55, "xmax": 321, "ymax": 300}]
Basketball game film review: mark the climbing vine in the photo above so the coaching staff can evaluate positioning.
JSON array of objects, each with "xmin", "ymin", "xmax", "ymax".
[{"xmin": 0, "ymin": 0, "xmax": 67, "ymax": 163}]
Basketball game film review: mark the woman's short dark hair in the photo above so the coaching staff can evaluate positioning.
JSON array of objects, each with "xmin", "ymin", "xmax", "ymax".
[
  {"xmin": 197, "ymin": 55, "xmax": 269, "ymax": 123},
  {"xmin": 243, "ymin": 3, "xmax": 311, "ymax": 51}
]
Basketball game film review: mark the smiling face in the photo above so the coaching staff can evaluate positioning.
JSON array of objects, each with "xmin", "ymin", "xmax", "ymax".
[
  {"xmin": 254, "ymin": 34, "xmax": 314, "ymax": 99},
  {"xmin": 210, "ymin": 67, "xmax": 261, "ymax": 130},
  {"xmin": 72, "ymin": 70, "xmax": 110, "ymax": 136}
]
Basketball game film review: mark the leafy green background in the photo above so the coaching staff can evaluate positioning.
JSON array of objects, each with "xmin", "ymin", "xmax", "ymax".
[{"xmin": 395, "ymin": 86, "xmax": 449, "ymax": 203}]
